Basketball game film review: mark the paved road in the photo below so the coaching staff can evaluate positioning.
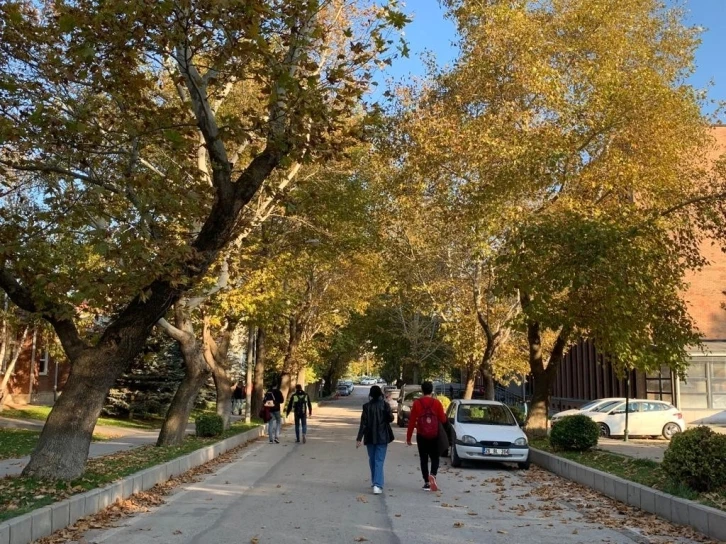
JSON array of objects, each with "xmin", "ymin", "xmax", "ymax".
[{"xmin": 76, "ymin": 389, "xmax": 709, "ymax": 544}]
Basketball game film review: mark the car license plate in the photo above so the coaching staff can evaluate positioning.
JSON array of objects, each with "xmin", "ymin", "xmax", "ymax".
[{"xmin": 483, "ymin": 447, "xmax": 509, "ymax": 456}]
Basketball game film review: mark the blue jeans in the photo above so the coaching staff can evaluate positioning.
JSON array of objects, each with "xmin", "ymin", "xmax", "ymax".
[
  {"xmin": 294, "ymin": 413, "xmax": 307, "ymax": 441},
  {"xmin": 366, "ymin": 443, "xmax": 388, "ymax": 488},
  {"xmin": 267, "ymin": 411, "xmax": 281, "ymax": 440}
]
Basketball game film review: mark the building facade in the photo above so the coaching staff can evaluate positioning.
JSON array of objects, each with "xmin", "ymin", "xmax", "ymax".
[{"xmin": 0, "ymin": 325, "xmax": 70, "ymax": 405}]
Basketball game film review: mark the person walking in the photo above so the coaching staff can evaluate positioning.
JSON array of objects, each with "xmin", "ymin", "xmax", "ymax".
[
  {"xmin": 356, "ymin": 385, "xmax": 394, "ymax": 495},
  {"xmin": 406, "ymin": 381, "xmax": 447, "ymax": 491},
  {"xmin": 286, "ymin": 384, "xmax": 312, "ymax": 443},
  {"xmin": 262, "ymin": 383, "xmax": 284, "ymax": 443},
  {"xmin": 232, "ymin": 382, "xmax": 245, "ymax": 415}
]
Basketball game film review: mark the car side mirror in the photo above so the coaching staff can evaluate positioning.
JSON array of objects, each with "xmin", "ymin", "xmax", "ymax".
[
  {"xmin": 611, "ymin": 410, "xmax": 624, "ymax": 415},
  {"xmin": 448, "ymin": 417, "xmax": 455, "ymax": 424}
]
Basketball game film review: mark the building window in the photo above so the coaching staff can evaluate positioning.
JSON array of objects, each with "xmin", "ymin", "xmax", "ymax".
[
  {"xmin": 38, "ymin": 347, "xmax": 49, "ymax": 376},
  {"xmin": 711, "ymin": 361, "xmax": 726, "ymax": 410},
  {"xmin": 645, "ymin": 365, "xmax": 673, "ymax": 404}
]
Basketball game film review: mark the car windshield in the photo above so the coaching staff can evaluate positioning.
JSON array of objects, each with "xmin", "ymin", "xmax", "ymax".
[
  {"xmin": 580, "ymin": 400, "xmax": 605, "ymax": 411},
  {"xmin": 404, "ymin": 391, "xmax": 423, "ymax": 402},
  {"xmin": 591, "ymin": 401, "xmax": 622, "ymax": 413},
  {"xmin": 457, "ymin": 404, "xmax": 516, "ymax": 426}
]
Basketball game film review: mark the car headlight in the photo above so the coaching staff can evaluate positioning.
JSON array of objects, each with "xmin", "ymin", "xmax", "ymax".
[
  {"xmin": 514, "ymin": 437, "xmax": 528, "ymax": 446},
  {"xmin": 402, "ymin": 405, "xmax": 410, "ymax": 412},
  {"xmin": 461, "ymin": 435, "xmax": 478, "ymax": 445}
]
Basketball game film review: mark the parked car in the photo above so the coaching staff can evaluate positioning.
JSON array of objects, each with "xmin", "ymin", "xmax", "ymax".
[
  {"xmin": 361, "ymin": 377, "xmax": 376, "ymax": 385},
  {"xmin": 584, "ymin": 399, "xmax": 686, "ymax": 440},
  {"xmin": 446, "ymin": 400, "xmax": 530, "ymax": 469},
  {"xmin": 337, "ymin": 383, "xmax": 351, "ymax": 396},
  {"xmin": 341, "ymin": 380, "xmax": 354, "ymax": 393},
  {"xmin": 550, "ymin": 398, "xmax": 625, "ymax": 424},
  {"xmin": 385, "ymin": 388, "xmax": 400, "ymax": 413}
]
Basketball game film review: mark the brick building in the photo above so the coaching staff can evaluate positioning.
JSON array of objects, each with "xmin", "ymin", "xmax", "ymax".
[
  {"xmin": 551, "ymin": 126, "xmax": 726, "ymax": 422},
  {"xmin": 1, "ymin": 324, "xmax": 71, "ymax": 406}
]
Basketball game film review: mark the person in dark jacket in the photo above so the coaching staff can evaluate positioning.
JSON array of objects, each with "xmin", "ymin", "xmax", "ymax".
[
  {"xmin": 286, "ymin": 384, "xmax": 312, "ymax": 443},
  {"xmin": 263, "ymin": 383, "xmax": 284, "ymax": 443},
  {"xmin": 356, "ymin": 385, "xmax": 394, "ymax": 495}
]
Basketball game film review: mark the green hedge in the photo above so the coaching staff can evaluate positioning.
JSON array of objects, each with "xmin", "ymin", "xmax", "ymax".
[
  {"xmin": 195, "ymin": 413, "xmax": 224, "ymax": 437},
  {"xmin": 662, "ymin": 426, "xmax": 726, "ymax": 492},
  {"xmin": 549, "ymin": 414, "xmax": 599, "ymax": 452}
]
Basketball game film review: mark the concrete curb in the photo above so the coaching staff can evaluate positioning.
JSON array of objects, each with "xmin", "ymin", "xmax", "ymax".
[
  {"xmin": 530, "ymin": 448, "xmax": 726, "ymax": 542},
  {"xmin": 0, "ymin": 426, "xmax": 265, "ymax": 544}
]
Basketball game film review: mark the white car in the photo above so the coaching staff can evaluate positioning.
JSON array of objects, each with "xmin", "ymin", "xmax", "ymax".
[
  {"xmin": 447, "ymin": 400, "xmax": 530, "ymax": 470},
  {"xmin": 584, "ymin": 399, "xmax": 686, "ymax": 440},
  {"xmin": 550, "ymin": 398, "xmax": 625, "ymax": 423}
]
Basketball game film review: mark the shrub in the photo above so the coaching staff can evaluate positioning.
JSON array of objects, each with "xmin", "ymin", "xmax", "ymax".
[
  {"xmin": 438, "ymin": 395, "xmax": 451, "ymax": 412},
  {"xmin": 549, "ymin": 414, "xmax": 599, "ymax": 451},
  {"xmin": 662, "ymin": 426, "xmax": 726, "ymax": 492},
  {"xmin": 195, "ymin": 413, "xmax": 224, "ymax": 437}
]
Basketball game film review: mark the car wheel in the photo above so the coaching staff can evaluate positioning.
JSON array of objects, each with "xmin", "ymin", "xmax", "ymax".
[
  {"xmin": 598, "ymin": 423, "xmax": 610, "ymax": 438},
  {"xmin": 450, "ymin": 442, "xmax": 462, "ymax": 468},
  {"xmin": 662, "ymin": 422, "xmax": 681, "ymax": 441},
  {"xmin": 518, "ymin": 461, "xmax": 530, "ymax": 470}
]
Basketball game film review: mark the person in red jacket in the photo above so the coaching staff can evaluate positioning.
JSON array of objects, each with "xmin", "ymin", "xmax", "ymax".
[{"xmin": 406, "ymin": 381, "xmax": 447, "ymax": 491}]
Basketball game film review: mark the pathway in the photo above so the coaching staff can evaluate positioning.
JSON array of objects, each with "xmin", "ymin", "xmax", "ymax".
[{"xmin": 71, "ymin": 391, "xmax": 709, "ymax": 544}]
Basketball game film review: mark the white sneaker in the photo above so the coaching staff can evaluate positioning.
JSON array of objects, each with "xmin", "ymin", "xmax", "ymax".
[{"xmin": 373, "ymin": 486, "xmax": 382, "ymax": 495}]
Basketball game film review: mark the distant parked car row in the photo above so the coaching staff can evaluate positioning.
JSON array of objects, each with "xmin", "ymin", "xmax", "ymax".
[{"xmin": 551, "ymin": 398, "xmax": 685, "ymax": 440}]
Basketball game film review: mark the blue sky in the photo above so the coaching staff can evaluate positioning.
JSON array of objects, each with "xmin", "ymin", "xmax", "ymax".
[{"xmin": 384, "ymin": 0, "xmax": 725, "ymax": 118}]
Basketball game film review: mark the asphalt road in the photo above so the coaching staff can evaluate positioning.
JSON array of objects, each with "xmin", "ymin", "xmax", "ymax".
[{"xmin": 77, "ymin": 388, "xmax": 709, "ymax": 544}]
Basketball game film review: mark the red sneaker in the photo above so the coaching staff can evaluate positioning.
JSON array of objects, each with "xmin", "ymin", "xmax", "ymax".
[{"xmin": 428, "ymin": 474, "xmax": 439, "ymax": 492}]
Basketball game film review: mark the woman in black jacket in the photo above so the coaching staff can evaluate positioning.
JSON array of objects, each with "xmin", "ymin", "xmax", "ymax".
[{"xmin": 356, "ymin": 385, "xmax": 395, "ymax": 495}]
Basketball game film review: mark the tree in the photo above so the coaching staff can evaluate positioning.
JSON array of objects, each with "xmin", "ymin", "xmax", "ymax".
[
  {"xmin": 438, "ymin": 0, "xmax": 726, "ymax": 434},
  {"xmin": 0, "ymin": 0, "xmax": 408, "ymax": 479}
]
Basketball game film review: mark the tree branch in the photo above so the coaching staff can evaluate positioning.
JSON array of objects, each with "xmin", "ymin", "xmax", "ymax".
[
  {"xmin": 0, "ymin": 267, "xmax": 87, "ymax": 360},
  {"xmin": 156, "ymin": 317, "xmax": 189, "ymax": 344}
]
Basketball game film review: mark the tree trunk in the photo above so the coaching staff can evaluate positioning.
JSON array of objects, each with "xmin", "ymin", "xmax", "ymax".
[
  {"xmin": 524, "ymin": 318, "xmax": 569, "ymax": 437},
  {"xmin": 280, "ymin": 372, "xmax": 292, "ymax": 404},
  {"xmin": 22, "ymin": 350, "xmax": 123, "ymax": 479},
  {"xmin": 156, "ymin": 304, "xmax": 211, "ymax": 446},
  {"xmin": 296, "ymin": 367, "xmax": 306, "ymax": 389},
  {"xmin": 244, "ymin": 327, "xmax": 255, "ymax": 424},
  {"xmin": 252, "ymin": 328, "xmax": 266, "ymax": 417},
  {"xmin": 213, "ymin": 369, "xmax": 233, "ymax": 429},
  {"xmin": 157, "ymin": 339, "xmax": 209, "ymax": 446},
  {"xmin": 463, "ymin": 373, "xmax": 475, "ymax": 400},
  {"xmin": 480, "ymin": 360, "xmax": 496, "ymax": 401}
]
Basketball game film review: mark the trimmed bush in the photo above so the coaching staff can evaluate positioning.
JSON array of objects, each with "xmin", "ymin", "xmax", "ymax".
[
  {"xmin": 438, "ymin": 395, "xmax": 451, "ymax": 412},
  {"xmin": 662, "ymin": 426, "xmax": 726, "ymax": 492},
  {"xmin": 195, "ymin": 413, "xmax": 224, "ymax": 437},
  {"xmin": 549, "ymin": 414, "xmax": 599, "ymax": 451}
]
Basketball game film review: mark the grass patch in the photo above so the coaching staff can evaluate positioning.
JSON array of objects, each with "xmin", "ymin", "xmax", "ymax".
[
  {"xmin": 0, "ymin": 429, "xmax": 41, "ymax": 461},
  {"xmin": 530, "ymin": 438, "xmax": 726, "ymax": 512},
  {"xmin": 0, "ymin": 420, "xmax": 260, "ymax": 522},
  {"xmin": 1, "ymin": 406, "xmax": 161, "ymax": 431},
  {"xmin": 0, "ymin": 429, "xmax": 110, "ymax": 461}
]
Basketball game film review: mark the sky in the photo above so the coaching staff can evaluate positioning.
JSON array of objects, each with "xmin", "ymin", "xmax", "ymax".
[{"xmin": 383, "ymin": 0, "xmax": 726, "ymax": 119}]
